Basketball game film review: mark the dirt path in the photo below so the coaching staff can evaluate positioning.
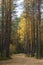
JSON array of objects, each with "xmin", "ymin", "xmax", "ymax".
[{"xmin": 0, "ymin": 54, "xmax": 43, "ymax": 65}]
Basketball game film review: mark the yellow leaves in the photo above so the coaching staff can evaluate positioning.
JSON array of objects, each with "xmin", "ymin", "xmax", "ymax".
[
  {"xmin": 19, "ymin": 18, "xmax": 26, "ymax": 30},
  {"xmin": 17, "ymin": 12, "xmax": 32, "ymax": 42},
  {"xmin": 17, "ymin": 16, "xmax": 26, "ymax": 41}
]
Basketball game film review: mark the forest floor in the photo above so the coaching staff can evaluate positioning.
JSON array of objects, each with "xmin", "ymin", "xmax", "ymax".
[{"xmin": 0, "ymin": 53, "xmax": 43, "ymax": 65}]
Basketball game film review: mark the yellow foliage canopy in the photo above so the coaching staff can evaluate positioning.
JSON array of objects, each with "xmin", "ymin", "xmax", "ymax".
[
  {"xmin": 17, "ymin": 17, "xmax": 31, "ymax": 41},
  {"xmin": 17, "ymin": 16, "xmax": 26, "ymax": 41}
]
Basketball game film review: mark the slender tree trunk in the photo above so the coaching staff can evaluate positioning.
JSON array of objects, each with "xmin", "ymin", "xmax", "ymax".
[
  {"xmin": 35, "ymin": 0, "xmax": 41, "ymax": 58},
  {"xmin": 1, "ymin": 0, "xmax": 5, "ymax": 57},
  {"xmin": 4, "ymin": 0, "xmax": 12, "ymax": 57},
  {"xmin": 31, "ymin": 2, "xmax": 35, "ymax": 56},
  {"xmin": 6, "ymin": 0, "xmax": 12, "ymax": 57}
]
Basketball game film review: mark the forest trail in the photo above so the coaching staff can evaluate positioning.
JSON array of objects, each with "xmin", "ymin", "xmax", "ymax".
[{"xmin": 0, "ymin": 54, "xmax": 43, "ymax": 65}]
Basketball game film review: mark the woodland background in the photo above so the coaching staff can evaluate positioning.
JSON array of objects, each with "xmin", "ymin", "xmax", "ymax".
[{"xmin": 0, "ymin": 0, "xmax": 43, "ymax": 60}]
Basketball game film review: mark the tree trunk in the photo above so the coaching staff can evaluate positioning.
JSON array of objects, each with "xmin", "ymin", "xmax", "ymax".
[
  {"xmin": 1, "ymin": 0, "xmax": 5, "ymax": 57},
  {"xmin": 35, "ymin": 0, "xmax": 41, "ymax": 58},
  {"xmin": 4, "ymin": 0, "xmax": 12, "ymax": 57}
]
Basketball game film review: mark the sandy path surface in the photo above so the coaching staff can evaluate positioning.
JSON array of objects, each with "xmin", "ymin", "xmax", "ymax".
[{"xmin": 0, "ymin": 54, "xmax": 43, "ymax": 65}]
